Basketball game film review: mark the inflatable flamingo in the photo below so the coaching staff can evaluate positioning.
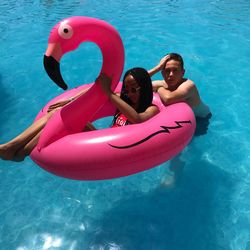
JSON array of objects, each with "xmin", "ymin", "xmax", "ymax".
[{"xmin": 30, "ymin": 16, "xmax": 196, "ymax": 180}]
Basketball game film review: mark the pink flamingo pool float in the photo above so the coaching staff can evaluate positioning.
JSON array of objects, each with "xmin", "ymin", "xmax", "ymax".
[{"xmin": 30, "ymin": 16, "xmax": 196, "ymax": 180}]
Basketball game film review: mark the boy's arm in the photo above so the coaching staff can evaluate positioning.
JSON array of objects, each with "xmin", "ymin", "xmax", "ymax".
[
  {"xmin": 148, "ymin": 55, "xmax": 170, "ymax": 77},
  {"xmin": 152, "ymin": 80, "xmax": 168, "ymax": 92},
  {"xmin": 157, "ymin": 80, "xmax": 196, "ymax": 105}
]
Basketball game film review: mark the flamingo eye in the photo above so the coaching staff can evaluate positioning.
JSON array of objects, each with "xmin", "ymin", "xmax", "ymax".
[{"xmin": 58, "ymin": 22, "xmax": 73, "ymax": 39}]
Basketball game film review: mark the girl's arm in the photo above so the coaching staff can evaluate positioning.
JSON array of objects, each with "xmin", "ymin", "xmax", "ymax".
[
  {"xmin": 108, "ymin": 92, "xmax": 159, "ymax": 123},
  {"xmin": 47, "ymin": 87, "xmax": 90, "ymax": 112},
  {"xmin": 97, "ymin": 73, "xmax": 159, "ymax": 124}
]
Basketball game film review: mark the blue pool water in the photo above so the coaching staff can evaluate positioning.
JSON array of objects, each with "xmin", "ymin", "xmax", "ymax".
[{"xmin": 1, "ymin": 0, "xmax": 250, "ymax": 249}]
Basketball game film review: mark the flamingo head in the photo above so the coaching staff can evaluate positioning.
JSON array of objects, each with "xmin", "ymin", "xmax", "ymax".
[
  {"xmin": 44, "ymin": 16, "xmax": 124, "ymax": 90},
  {"xmin": 44, "ymin": 17, "xmax": 97, "ymax": 90}
]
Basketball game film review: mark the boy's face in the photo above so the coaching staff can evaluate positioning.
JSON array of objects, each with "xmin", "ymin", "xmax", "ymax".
[{"xmin": 161, "ymin": 59, "xmax": 185, "ymax": 88}]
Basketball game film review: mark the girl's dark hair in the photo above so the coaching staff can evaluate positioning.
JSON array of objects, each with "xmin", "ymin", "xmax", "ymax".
[{"xmin": 120, "ymin": 67, "xmax": 153, "ymax": 112}]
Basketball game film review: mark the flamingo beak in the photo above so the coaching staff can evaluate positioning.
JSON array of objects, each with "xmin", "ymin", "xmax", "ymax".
[
  {"xmin": 43, "ymin": 55, "xmax": 68, "ymax": 90},
  {"xmin": 43, "ymin": 43, "xmax": 68, "ymax": 90}
]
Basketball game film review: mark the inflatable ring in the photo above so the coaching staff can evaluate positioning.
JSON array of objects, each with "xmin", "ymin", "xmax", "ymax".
[{"xmin": 30, "ymin": 16, "xmax": 196, "ymax": 180}]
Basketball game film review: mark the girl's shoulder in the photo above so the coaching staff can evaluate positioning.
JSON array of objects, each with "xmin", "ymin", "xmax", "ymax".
[{"xmin": 146, "ymin": 104, "xmax": 160, "ymax": 113}]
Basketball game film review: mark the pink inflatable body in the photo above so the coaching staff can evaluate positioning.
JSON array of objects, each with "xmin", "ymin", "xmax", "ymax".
[{"xmin": 30, "ymin": 16, "xmax": 196, "ymax": 180}]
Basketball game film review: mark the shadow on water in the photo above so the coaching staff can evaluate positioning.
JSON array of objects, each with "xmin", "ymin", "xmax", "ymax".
[
  {"xmin": 82, "ymin": 150, "xmax": 234, "ymax": 250},
  {"xmin": 194, "ymin": 113, "xmax": 212, "ymax": 137}
]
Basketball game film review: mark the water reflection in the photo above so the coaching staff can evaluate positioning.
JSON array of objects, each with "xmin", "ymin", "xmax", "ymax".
[
  {"xmin": 161, "ymin": 113, "xmax": 212, "ymax": 188},
  {"xmin": 0, "ymin": 74, "xmax": 14, "ymax": 133},
  {"xmin": 84, "ymin": 157, "xmax": 234, "ymax": 250}
]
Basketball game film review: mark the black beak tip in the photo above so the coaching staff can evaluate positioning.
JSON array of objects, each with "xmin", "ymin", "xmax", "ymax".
[
  {"xmin": 61, "ymin": 84, "xmax": 68, "ymax": 90},
  {"xmin": 43, "ymin": 55, "xmax": 68, "ymax": 90}
]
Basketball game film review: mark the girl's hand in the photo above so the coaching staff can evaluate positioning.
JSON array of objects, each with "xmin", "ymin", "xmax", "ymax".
[{"xmin": 96, "ymin": 73, "xmax": 113, "ymax": 96}]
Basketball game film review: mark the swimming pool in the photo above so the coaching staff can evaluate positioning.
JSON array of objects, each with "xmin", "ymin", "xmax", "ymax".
[{"xmin": 1, "ymin": 0, "xmax": 250, "ymax": 249}]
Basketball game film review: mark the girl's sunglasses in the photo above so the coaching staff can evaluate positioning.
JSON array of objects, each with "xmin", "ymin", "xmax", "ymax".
[{"xmin": 124, "ymin": 86, "xmax": 141, "ymax": 95}]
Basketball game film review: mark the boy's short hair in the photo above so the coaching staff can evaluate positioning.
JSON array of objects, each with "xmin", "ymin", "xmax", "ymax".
[{"xmin": 166, "ymin": 53, "xmax": 184, "ymax": 69}]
